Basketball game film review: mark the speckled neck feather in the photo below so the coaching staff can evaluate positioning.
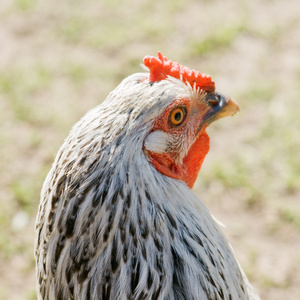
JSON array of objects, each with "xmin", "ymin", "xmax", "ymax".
[{"xmin": 35, "ymin": 63, "xmax": 259, "ymax": 300}]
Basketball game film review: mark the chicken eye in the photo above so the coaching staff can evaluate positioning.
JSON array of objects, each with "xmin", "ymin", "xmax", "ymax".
[{"xmin": 169, "ymin": 107, "xmax": 186, "ymax": 126}]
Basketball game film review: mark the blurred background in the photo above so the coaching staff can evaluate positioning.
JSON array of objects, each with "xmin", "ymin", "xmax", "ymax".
[{"xmin": 0, "ymin": 0, "xmax": 299, "ymax": 299}]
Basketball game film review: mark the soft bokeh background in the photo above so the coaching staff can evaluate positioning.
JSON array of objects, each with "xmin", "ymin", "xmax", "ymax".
[{"xmin": 0, "ymin": 0, "xmax": 299, "ymax": 299}]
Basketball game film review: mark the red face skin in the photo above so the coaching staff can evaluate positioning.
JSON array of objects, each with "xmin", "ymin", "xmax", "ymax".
[
  {"xmin": 143, "ymin": 53, "xmax": 239, "ymax": 188},
  {"xmin": 145, "ymin": 98, "xmax": 211, "ymax": 189}
]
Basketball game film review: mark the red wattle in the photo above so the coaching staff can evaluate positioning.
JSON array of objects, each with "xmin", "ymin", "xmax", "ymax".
[
  {"xmin": 181, "ymin": 131, "xmax": 210, "ymax": 188},
  {"xmin": 147, "ymin": 131, "xmax": 210, "ymax": 189},
  {"xmin": 147, "ymin": 152, "xmax": 183, "ymax": 180}
]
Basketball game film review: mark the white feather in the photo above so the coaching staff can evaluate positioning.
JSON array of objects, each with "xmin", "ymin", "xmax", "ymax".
[{"xmin": 144, "ymin": 130, "xmax": 169, "ymax": 153}]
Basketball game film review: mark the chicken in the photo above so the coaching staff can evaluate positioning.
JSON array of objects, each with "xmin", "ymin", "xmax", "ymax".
[{"xmin": 35, "ymin": 52, "xmax": 260, "ymax": 300}]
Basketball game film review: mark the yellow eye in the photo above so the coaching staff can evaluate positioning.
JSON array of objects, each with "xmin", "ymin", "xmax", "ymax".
[{"xmin": 169, "ymin": 107, "xmax": 186, "ymax": 126}]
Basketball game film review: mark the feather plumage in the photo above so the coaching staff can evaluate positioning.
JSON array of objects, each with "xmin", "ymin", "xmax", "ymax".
[{"xmin": 35, "ymin": 59, "xmax": 259, "ymax": 300}]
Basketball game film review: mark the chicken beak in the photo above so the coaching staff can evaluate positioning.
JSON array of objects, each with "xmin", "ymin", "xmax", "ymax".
[{"xmin": 203, "ymin": 92, "xmax": 240, "ymax": 126}]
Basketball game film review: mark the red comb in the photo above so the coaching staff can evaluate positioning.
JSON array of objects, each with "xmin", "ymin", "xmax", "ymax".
[{"xmin": 143, "ymin": 52, "xmax": 215, "ymax": 92}]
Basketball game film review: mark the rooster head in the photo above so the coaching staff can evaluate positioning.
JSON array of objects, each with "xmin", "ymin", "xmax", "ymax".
[{"xmin": 143, "ymin": 52, "xmax": 239, "ymax": 188}]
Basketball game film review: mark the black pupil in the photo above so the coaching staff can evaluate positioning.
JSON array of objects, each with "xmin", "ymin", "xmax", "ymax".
[{"xmin": 174, "ymin": 111, "xmax": 182, "ymax": 122}]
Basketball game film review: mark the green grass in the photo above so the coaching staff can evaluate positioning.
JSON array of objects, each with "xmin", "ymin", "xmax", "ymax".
[
  {"xmin": 0, "ymin": 64, "xmax": 53, "ymax": 124},
  {"xmin": 190, "ymin": 24, "xmax": 247, "ymax": 56},
  {"xmin": 278, "ymin": 207, "xmax": 300, "ymax": 229},
  {"xmin": 13, "ymin": 0, "xmax": 37, "ymax": 11},
  {"xmin": 10, "ymin": 178, "xmax": 38, "ymax": 213}
]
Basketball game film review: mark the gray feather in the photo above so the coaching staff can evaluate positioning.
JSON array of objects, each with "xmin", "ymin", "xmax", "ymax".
[{"xmin": 35, "ymin": 73, "xmax": 260, "ymax": 300}]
